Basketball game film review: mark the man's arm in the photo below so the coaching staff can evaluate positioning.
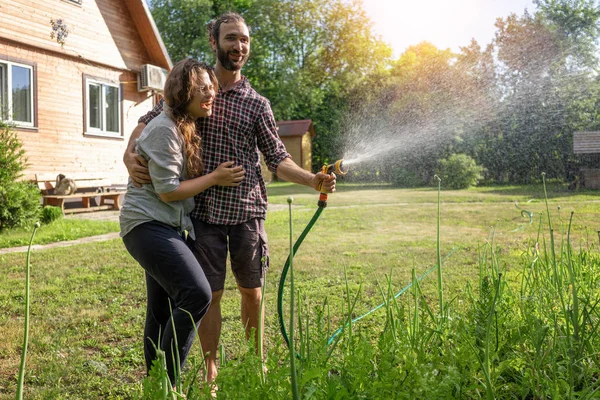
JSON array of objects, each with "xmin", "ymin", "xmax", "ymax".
[
  {"xmin": 123, "ymin": 122, "xmax": 151, "ymax": 186},
  {"xmin": 123, "ymin": 99, "xmax": 165, "ymax": 186},
  {"xmin": 254, "ymin": 102, "xmax": 335, "ymax": 192},
  {"xmin": 275, "ymin": 157, "xmax": 336, "ymax": 193}
]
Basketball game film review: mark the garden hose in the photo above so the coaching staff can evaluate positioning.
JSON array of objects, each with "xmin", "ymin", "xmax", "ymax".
[
  {"xmin": 277, "ymin": 167, "xmax": 535, "ymax": 351},
  {"xmin": 277, "ymin": 159, "xmax": 459, "ymax": 350},
  {"xmin": 277, "ymin": 205, "xmax": 325, "ymax": 348},
  {"xmin": 277, "ymin": 160, "xmax": 347, "ymax": 348}
]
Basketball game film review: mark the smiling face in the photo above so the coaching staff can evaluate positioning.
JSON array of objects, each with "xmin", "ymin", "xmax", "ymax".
[
  {"xmin": 185, "ymin": 70, "xmax": 216, "ymax": 119},
  {"xmin": 213, "ymin": 21, "xmax": 250, "ymax": 71}
]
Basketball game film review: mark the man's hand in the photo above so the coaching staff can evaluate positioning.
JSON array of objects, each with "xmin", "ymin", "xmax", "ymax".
[
  {"xmin": 276, "ymin": 157, "xmax": 336, "ymax": 192},
  {"xmin": 313, "ymin": 172, "xmax": 336, "ymax": 193},
  {"xmin": 124, "ymin": 151, "xmax": 151, "ymax": 187}
]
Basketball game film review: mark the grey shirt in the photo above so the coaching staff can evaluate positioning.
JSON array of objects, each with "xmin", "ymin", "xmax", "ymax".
[{"xmin": 119, "ymin": 110, "xmax": 196, "ymax": 239}]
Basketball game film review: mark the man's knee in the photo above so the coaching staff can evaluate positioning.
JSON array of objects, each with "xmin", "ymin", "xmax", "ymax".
[{"xmin": 238, "ymin": 286, "xmax": 261, "ymax": 302}]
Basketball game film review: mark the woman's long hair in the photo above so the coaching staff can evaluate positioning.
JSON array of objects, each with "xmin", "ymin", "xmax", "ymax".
[{"xmin": 163, "ymin": 58, "xmax": 217, "ymax": 178}]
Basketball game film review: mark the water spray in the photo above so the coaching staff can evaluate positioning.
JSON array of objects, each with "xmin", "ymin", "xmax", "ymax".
[{"xmin": 277, "ymin": 159, "xmax": 347, "ymax": 349}]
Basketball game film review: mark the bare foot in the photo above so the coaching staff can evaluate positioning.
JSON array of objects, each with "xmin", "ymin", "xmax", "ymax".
[
  {"xmin": 205, "ymin": 362, "xmax": 218, "ymax": 384},
  {"xmin": 210, "ymin": 383, "xmax": 218, "ymax": 398}
]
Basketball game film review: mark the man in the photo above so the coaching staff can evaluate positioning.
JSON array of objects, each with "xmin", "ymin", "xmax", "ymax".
[{"xmin": 123, "ymin": 12, "xmax": 336, "ymax": 383}]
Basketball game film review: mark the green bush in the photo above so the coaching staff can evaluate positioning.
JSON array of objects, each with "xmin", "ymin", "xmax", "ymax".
[
  {"xmin": 40, "ymin": 206, "xmax": 63, "ymax": 224},
  {"xmin": 0, "ymin": 181, "xmax": 40, "ymax": 230},
  {"xmin": 435, "ymin": 153, "xmax": 484, "ymax": 189},
  {"xmin": 0, "ymin": 120, "xmax": 41, "ymax": 231},
  {"xmin": 391, "ymin": 167, "xmax": 425, "ymax": 188}
]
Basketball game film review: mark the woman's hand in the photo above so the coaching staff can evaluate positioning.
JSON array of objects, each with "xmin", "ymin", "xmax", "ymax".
[
  {"xmin": 211, "ymin": 161, "xmax": 245, "ymax": 187},
  {"xmin": 159, "ymin": 161, "xmax": 244, "ymax": 202}
]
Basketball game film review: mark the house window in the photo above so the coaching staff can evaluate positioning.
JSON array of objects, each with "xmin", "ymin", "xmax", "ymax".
[
  {"xmin": 64, "ymin": 0, "xmax": 82, "ymax": 4},
  {"xmin": 0, "ymin": 60, "xmax": 35, "ymax": 127},
  {"xmin": 85, "ymin": 77, "xmax": 121, "ymax": 137}
]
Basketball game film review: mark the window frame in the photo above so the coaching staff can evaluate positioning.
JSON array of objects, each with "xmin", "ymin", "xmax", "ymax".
[
  {"xmin": 0, "ymin": 58, "xmax": 36, "ymax": 128},
  {"xmin": 63, "ymin": 0, "xmax": 82, "ymax": 5},
  {"xmin": 83, "ymin": 75, "xmax": 123, "ymax": 139}
]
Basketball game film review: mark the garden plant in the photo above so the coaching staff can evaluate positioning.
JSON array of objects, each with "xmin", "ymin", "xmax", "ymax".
[{"xmin": 1, "ymin": 180, "xmax": 599, "ymax": 399}]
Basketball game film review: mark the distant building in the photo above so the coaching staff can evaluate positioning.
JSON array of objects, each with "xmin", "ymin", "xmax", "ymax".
[
  {"xmin": 262, "ymin": 119, "xmax": 316, "ymax": 183},
  {"xmin": 0, "ymin": 0, "xmax": 171, "ymax": 182},
  {"xmin": 573, "ymin": 131, "xmax": 600, "ymax": 189},
  {"xmin": 277, "ymin": 119, "xmax": 316, "ymax": 171}
]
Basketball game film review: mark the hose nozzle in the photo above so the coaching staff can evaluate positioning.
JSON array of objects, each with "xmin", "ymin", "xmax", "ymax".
[
  {"xmin": 322, "ymin": 159, "xmax": 348, "ymax": 176},
  {"xmin": 317, "ymin": 159, "xmax": 347, "ymax": 208}
]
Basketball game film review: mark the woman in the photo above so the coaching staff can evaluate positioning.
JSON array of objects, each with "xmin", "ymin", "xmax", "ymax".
[{"xmin": 119, "ymin": 58, "xmax": 244, "ymax": 384}]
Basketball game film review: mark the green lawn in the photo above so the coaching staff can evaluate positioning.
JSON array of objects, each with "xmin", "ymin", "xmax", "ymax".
[
  {"xmin": 0, "ymin": 184, "xmax": 598, "ymax": 398},
  {"xmin": 0, "ymin": 218, "xmax": 119, "ymax": 249}
]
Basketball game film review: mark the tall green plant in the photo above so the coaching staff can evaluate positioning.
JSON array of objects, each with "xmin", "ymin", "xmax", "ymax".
[{"xmin": 15, "ymin": 222, "xmax": 39, "ymax": 400}]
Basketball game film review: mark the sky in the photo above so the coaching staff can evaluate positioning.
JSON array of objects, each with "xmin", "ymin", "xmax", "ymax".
[{"xmin": 361, "ymin": 0, "xmax": 537, "ymax": 57}]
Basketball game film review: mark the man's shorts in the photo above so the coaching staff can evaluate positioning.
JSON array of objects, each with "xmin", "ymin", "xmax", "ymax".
[{"xmin": 191, "ymin": 218, "xmax": 269, "ymax": 291}]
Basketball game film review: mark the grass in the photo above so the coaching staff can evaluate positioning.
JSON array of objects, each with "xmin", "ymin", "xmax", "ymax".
[
  {"xmin": 0, "ymin": 183, "xmax": 599, "ymax": 398},
  {"xmin": 0, "ymin": 218, "xmax": 119, "ymax": 248}
]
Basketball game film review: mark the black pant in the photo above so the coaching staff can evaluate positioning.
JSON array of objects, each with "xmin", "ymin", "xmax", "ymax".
[{"xmin": 123, "ymin": 221, "xmax": 211, "ymax": 383}]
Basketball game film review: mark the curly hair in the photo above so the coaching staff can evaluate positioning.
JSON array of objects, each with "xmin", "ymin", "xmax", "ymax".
[{"xmin": 163, "ymin": 58, "xmax": 217, "ymax": 178}]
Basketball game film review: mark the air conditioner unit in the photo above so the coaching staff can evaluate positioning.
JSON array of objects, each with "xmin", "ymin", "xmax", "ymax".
[{"xmin": 138, "ymin": 64, "xmax": 168, "ymax": 92}]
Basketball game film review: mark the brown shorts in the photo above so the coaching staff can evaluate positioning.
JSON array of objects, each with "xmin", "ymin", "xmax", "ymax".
[{"xmin": 191, "ymin": 218, "xmax": 269, "ymax": 291}]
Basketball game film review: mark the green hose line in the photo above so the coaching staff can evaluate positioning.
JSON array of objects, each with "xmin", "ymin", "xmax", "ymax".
[
  {"xmin": 277, "ymin": 205, "xmax": 325, "ymax": 348},
  {"xmin": 277, "ymin": 201, "xmax": 460, "ymax": 351},
  {"xmin": 326, "ymin": 246, "xmax": 460, "ymax": 346}
]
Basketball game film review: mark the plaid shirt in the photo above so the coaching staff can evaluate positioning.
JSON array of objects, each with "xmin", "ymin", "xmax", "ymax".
[{"xmin": 139, "ymin": 76, "xmax": 290, "ymax": 225}]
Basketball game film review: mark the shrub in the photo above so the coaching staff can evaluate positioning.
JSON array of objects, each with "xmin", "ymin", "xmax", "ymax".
[
  {"xmin": 40, "ymin": 206, "xmax": 63, "ymax": 224},
  {"xmin": 0, "ymin": 181, "xmax": 40, "ymax": 231},
  {"xmin": 435, "ymin": 153, "xmax": 484, "ymax": 189},
  {"xmin": 0, "ymin": 120, "xmax": 41, "ymax": 231},
  {"xmin": 391, "ymin": 167, "xmax": 425, "ymax": 188}
]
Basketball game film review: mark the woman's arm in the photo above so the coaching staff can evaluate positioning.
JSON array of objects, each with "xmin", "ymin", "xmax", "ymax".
[
  {"xmin": 137, "ymin": 122, "xmax": 245, "ymax": 203},
  {"xmin": 158, "ymin": 161, "xmax": 245, "ymax": 202}
]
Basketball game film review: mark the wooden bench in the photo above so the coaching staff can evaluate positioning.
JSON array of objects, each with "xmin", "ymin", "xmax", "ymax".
[{"xmin": 35, "ymin": 173, "xmax": 127, "ymax": 214}]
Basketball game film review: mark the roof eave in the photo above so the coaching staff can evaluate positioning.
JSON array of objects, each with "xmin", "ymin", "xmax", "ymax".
[{"xmin": 123, "ymin": 0, "xmax": 173, "ymax": 70}]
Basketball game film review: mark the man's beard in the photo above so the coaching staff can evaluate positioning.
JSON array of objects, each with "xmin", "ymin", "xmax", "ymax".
[{"xmin": 216, "ymin": 42, "xmax": 248, "ymax": 71}]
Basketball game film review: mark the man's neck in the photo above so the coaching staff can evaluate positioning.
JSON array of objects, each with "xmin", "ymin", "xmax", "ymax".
[{"xmin": 216, "ymin": 65, "xmax": 242, "ymax": 92}]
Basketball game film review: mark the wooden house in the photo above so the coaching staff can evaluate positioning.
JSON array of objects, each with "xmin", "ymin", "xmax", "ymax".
[
  {"xmin": 261, "ymin": 119, "xmax": 316, "ymax": 183},
  {"xmin": 0, "ymin": 0, "xmax": 171, "ymax": 183},
  {"xmin": 573, "ymin": 131, "xmax": 600, "ymax": 189}
]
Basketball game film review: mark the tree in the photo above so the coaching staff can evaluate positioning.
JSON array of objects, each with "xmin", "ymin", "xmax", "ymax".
[
  {"xmin": 534, "ymin": 0, "xmax": 600, "ymax": 69},
  {"xmin": 487, "ymin": 4, "xmax": 600, "ymax": 183},
  {"xmin": 149, "ymin": 0, "xmax": 392, "ymax": 169},
  {"xmin": 339, "ymin": 40, "xmax": 496, "ymax": 185},
  {"xmin": 240, "ymin": 0, "xmax": 392, "ymax": 167},
  {"xmin": 148, "ymin": 0, "xmax": 214, "ymax": 62}
]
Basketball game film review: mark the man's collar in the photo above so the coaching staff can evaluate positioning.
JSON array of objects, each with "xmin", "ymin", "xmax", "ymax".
[{"xmin": 219, "ymin": 75, "xmax": 247, "ymax": 93}]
